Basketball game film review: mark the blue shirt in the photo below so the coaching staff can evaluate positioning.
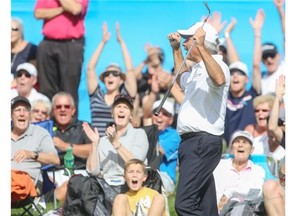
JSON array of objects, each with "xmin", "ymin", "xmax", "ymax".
[{"xmin": 159, "ymin": 127, "xmax": 181, "ymax": 183}]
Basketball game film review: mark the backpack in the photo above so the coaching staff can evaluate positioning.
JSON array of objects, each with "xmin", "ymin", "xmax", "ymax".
[
  {"xmin": 63, "ymin": 174, "xmax": 118, "ymax": 216},
  {"xmin": 143, "ymin": 167, "xmax": 163, "ymax": 193}
]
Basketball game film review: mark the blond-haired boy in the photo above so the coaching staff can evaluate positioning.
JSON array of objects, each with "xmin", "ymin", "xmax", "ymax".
[{"xmin": 112, "ymin": 158, "xmax": 166, "ymax": 216}]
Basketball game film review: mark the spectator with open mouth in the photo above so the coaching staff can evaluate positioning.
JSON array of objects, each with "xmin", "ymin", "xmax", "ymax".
[
  {"xmin": 86, "ymin": 22, "xmax": 137, "ymax": 137},
  {"xmin": 83, "ymin": 94, "xmax": 149, "ymax": 193}
]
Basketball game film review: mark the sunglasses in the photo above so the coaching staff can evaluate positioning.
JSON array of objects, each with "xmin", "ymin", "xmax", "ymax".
[
  {"xmin": 153, "ymin": 108, "xmax": 172, "ymax": 117},
  {"xmin": 254, "ymin": 109, "xmax": 269, "ymax": 113},
  {"xmin": 11, "ymin": 27, "xmax": 19, "ymax": 32},
  {"xmin": 55, "ymin": 104, "xmax": 71, "ymax": 110},
  {"xmin": 16, "ymin": 71, "xmax": 32, "ymax": 78},
  {"xmin": 262, "ymin": 53, "xmax": 276, "ymax": 61},
  {"xmin": 32, "ymin": 109, "xmax": 48, "ymax": 115},
  {"xmin": 103, "ymin": 71, "xmax": 120, "ymax": 78}
]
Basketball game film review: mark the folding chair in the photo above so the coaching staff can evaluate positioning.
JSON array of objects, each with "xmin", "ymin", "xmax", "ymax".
[
  {"xmin": 222, "ymin": 153, "xmax": 278, "ymax": 181},
  {"xmin": 32, "ymin": 119, "xmax": 54, "ymax": 137},
  {"xmin": 140, "ymin": 124, "xmax": 162, "ymax": 169},
  {"xmin": 11, "ymin": 166, "xmax": 56, "ymax": 216}
]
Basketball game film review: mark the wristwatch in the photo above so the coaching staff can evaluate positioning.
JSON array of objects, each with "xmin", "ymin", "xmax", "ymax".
[{"xmin": 33, "ymin": 151, "xmax": 39, "ymax": 160}]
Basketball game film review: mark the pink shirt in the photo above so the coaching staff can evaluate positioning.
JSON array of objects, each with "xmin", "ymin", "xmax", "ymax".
[
  {"xmin": 35, "ymin": 0, "xmax": 89, "ymax": 39},
  {"xmin": 213, "ymin": 158, "xmax": 265, "ymax": 203}
]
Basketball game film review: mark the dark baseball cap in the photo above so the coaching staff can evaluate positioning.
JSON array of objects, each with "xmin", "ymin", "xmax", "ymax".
[
  {"xmin": 112, "ymin": 94, "xmax": 134, "ymax": 110},
  {"xmin": 11, "ymin": 95, "xmax": 31, "ymax": 110},
  {"xmin": 261, "ymin": 42, "xmax": 278, "ymax": 59}
]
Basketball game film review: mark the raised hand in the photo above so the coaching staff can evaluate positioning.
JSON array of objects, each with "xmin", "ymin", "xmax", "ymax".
[
  {"xmin": 273, "ymin": 0, "xmax": 284, "ymax": 9},
  {"xmin": 249, "ymin": 8, "xmax": 265, "ymax": 31},
  {"xmin": 102, "ymin": 22, "xmax": 111, "ymax": 44},
  {"xmin": 206, "ymin": 11, "xmax": 227, "ymax": 34},
  {"xmin": 275, "ymin": 75, "xmax": 285, "ymax": 99},
  {"xmin": 82, "ymin": 122, "xmax": 99, "ymax": 145},
  {"xmin": 167, "ymin": 32, "xmax": 181, "ymax": 50},
  {"xmin": 116, "ymin": 21, "xmax": 123, "ymax": 43},
  {"xmin": 224, "ymin": 17, "xmax": 237, "ymax": 34}
]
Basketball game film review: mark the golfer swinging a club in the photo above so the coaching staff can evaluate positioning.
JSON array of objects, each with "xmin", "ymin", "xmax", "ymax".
[{"xmin": 167, "ymin": 13, "xmax": 230, "ymax": 216}]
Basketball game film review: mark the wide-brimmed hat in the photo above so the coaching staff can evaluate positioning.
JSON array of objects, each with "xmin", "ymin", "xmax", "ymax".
[{"xmin": 99, "ymin": 63, "xmax": 126, "ymax": 82}]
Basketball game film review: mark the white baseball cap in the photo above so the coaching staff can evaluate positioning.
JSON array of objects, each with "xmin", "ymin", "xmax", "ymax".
[
  {"xmin": 153, "ymin": 100, "xmax": 174, "ymax": 116},
  {"xmin": 230, "ymin": 130, "xmax": 254, "ymax": 146},
  {"xmin": 16, "ymin": 62, "xmax": 38, "ymax": 77},
  {"xmin": 177, "ymin": 22, "xmax": 219, "ymax": 45},
  {"xmin": 229, "ymin": 61, "xmax": 249, "ymax": 76}
]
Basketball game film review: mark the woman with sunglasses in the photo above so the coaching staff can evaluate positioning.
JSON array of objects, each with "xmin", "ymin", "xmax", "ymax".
[
  {"xmin": 11, "ymin": 17, "xmax": 37, "ymax": 89},
  {"xmin": 244, "ymin": 94, "xmax": 285, "ymax": 160},
  {"xmin": 86, "ymin": 22, "xmax": 137, "ymax": 137}
]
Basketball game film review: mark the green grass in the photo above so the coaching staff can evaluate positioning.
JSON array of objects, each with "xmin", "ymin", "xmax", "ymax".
[
  {"xmin": 12, "ymin": 176, "xmax": 179, "ymax": 216},
  {"xmin": 11, "ymin": 202, "xmax": 56, "ymax": 216},
  {"xmin": 168, "ymin": 193, "xmax": 177, "ymax": 216}
]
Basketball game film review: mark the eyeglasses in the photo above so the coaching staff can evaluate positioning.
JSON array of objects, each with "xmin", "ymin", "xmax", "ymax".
[
  {"xmin": 262, "ymin": 53, "xmax": 276, "ymax": 61},
  {"xmin": 103, "ymin": 71, "xmax": 121, "ymax": 78},
  {"xmin": 11, "ymin": 27, "xmax": 19, "ymax": 32},
  {"xmin": 55, "ymin": 104, "xmax": 71, "ymax": 110},
  {"xmin": 16, "ymin": 71, "xmax": 32, "ymax": 78},
  {"xmin": 32, "ymin": 109, "xmax": 48, "ymax": 115},
  {"xmin": 13, "ymin": 108, "xmax": 30, "ymax": 113},
  {"xmin": 153, "ymin": 108, "xmax": 172, "ymax": 117},
  {"xmin": 254, "ymin": 109, "xmax": 270, "ymax": 113}
]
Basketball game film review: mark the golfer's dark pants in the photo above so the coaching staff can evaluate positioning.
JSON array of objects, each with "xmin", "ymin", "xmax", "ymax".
[
  {"xmin": 37, "ymin": 37, "xmax": 84, "ymax": 111},
  {"xmin": 175, "ymin": 132, "xmax": 222, "ymax": 216}
]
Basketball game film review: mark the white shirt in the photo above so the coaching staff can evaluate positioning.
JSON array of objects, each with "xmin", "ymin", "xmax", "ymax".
[
  {"xmin": 252, "ymin": 134, "xmax": 285, "ymax": 161},
  {"xmin": 214, "ymin": 158, "xmax": 265, "ymax": 203},
  {"xmin": 11, "ymin": 88, "xmax": 50, "ymax": 103},
  {"xmin": 177, "ymin": 55, "xmax": 230, "ymax": 135},
  {"xmin": 261, "ymin": 61, "xmax": 286, "ymax": 95}
]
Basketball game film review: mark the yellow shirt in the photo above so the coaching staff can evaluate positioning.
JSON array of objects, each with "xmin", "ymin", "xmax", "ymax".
[{"xmin": 126, "ymin": 187, "xmax": 159, "ymax": 214}]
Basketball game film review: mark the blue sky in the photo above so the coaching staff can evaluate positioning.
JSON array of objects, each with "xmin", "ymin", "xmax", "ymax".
[{"xmin": 11, "ymin": 0, "xmax": 285, "ymax": 121}]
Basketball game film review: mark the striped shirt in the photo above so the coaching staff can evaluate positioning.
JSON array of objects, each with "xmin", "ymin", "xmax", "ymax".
[{"xmin": 90, "ymin": 86, "xmax": 128, "ymax": 137}]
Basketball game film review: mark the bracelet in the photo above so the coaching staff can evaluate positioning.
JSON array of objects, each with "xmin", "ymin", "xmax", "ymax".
[
  {"xmin": 224, "ymin": 32, "xmax": 230, "ymax": 38},
  {"xmin": 254, "ymin": 34, "xmax": 261, "ymax": 38},
  {"xmin": 115, "ymin": 143, "xmax": 122, "ymax": 150}
]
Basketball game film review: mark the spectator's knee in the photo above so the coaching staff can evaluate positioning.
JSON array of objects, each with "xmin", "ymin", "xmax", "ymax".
[
  {"xmin": 153, "ymin": 194, "xmax": 165, "ymax": 205},
  {"xmin": 263, "ymin": 180, "xmax": 278, "ymax": 195},
  {"xmin": 114, "ymin": 194, "xmax": 128, "ymax": 204}
]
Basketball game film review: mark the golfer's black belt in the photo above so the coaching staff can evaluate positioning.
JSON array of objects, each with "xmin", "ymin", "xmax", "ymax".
[{"xmin": 180, "ymin": 131, "xmax": 208, "ymax": 141}]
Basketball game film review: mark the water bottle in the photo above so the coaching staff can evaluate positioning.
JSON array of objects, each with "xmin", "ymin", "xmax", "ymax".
[{"xmin": 64, "ymin": 146, "xmax": 74, "ymax": 176}]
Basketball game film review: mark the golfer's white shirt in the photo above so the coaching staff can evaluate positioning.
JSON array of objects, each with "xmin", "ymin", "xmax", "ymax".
[{"xmin": 177, "ymin": 55, "xmax": 230, "ymax": 136}]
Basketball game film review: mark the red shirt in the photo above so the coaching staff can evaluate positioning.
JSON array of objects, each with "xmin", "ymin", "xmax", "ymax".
[{"xmin": 35, "ymin": 0, "xmax": 89, "ymax": 40}]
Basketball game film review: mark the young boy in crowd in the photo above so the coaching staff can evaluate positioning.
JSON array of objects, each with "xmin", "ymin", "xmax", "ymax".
[{"xmin": 112, "ymin": 158, "xmax": 166, "ymax": 216}]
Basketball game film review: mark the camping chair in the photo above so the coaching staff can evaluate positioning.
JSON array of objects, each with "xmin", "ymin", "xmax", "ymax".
[
  {"xmin": 222, "ymin": 154, "xmax": 278, "ymax": 181},
  {"xmin": 32, "ymin": 119, "xmax": 54, "ymax": 137},
  {"xmin": 11, "ymin": 165, "xmax": 56, "ymax": 216},
  {"xmin": 140, "ymin": 124, "xmax": 162, "ymax": 169}
]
